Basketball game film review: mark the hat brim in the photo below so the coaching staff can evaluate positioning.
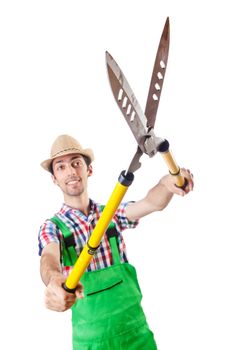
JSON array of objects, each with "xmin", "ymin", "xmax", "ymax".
[{"xmin": 41, "ymin": 148, "xmax": 94, "ymax": 173}]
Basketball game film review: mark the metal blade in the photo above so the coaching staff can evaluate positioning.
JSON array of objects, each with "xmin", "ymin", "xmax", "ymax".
[
  {"xmin": 106, "ymin": 51, "xmax": 160, "ymax": 157},
  {"xmin": 145, "ymin": 17, "xmax": 170, "ymax": 128}
]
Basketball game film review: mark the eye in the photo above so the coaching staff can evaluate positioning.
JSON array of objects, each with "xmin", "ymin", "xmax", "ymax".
[
  {"xmin": 56, "ymin": 164, "xmax": 65, "ymax": 171},
  {"xmin": 72, "ymin": 160, "xmax": 83, "ymax": 168}
]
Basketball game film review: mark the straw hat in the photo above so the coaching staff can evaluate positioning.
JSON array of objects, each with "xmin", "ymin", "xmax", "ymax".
[{"xmin": 41, "ymin": 134, "xmax": 94, "ymax": 173}]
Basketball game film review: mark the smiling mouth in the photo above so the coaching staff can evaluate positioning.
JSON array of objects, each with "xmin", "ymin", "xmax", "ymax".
[
  {"xmin": 66, "ymin": 178, "xmax": 80, "ymax": 185},
  {"xmin": 67, "ymin": 180, "xmax": 78, "ymax": 185}
]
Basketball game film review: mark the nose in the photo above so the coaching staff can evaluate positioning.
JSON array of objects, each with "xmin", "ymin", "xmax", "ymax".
[{"xmin": 67, "ymin": 162, "xmax": 76, "ymax": 175}]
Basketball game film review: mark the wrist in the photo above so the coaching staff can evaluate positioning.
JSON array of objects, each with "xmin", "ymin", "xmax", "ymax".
[
  {"xmin": 48, "ymin": 272, "xmax": 64, "ymax": 284},
  {"xmin": 159, "ymin": 176, "xmax": 172, "ymax": 193}
]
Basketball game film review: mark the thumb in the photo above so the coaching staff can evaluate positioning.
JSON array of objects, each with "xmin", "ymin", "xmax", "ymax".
[{"xmin": 75, "ymin": 282, "xmax": 84, "ymax": 299}]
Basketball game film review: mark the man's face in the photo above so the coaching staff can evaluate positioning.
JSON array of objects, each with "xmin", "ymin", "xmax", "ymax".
[{"xmin": 52, "ymin": 154, "xmax": 92, "ymax": 198}]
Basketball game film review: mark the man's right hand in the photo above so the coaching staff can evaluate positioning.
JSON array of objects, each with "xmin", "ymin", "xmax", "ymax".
[{"xmin": 45, "ymin": 274, "xmax": 84, "ymax": 312}]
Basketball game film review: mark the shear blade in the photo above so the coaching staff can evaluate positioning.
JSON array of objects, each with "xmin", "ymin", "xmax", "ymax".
[
  {"xmin": 145, "ymin": 17, "xmax": 170, "ymax": 128},
  {"xmin": 105, "ymin": 18, "xmax": 169, "ymax": 160},
  {"xmin": 106, "ymin": 51, "xmax": 150, "ymax": 155}
]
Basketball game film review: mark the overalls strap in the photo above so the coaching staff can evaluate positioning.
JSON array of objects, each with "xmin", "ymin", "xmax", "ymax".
[
  {"xmin": 98, "ymin": 204, "xmax": 122, "ymax": 265},
  {"xmin": 106, "ymin": 222, "xmax": 121, "ymax": 265},
  {"xmin": 50, "ymin": 216, "xmax": 78, "ymax": 266}
]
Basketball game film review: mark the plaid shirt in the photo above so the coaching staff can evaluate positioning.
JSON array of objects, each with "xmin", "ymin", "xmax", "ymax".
[{"xmin": 38, "ymin": 199, "xmax": 138, "ymax": 277}]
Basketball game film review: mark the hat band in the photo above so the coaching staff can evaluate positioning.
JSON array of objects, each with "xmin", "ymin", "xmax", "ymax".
[{"xmin": 52, "ymin": 147, "xmax": 81, "ymax": 158}]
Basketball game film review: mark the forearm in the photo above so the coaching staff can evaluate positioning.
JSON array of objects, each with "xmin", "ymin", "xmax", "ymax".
[
  {"xmin": 40, "ymin": 243, "xmax": 62, "ymax": 286},
  {"xmin": 145, "ymin": 181, "xmax": 173, "ymax": 211},
  {"xmin": 126, "ymin": 181, "xmax": 173, "ymax": 221},
  {"xmin": 126, "ymin": 169, "xmax": 193, "ymax": 221}
]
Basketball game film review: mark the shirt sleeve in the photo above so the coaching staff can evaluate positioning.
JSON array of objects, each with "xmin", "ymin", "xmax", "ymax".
[
  {"xmin": 38, "ymin": 219, "xmax": 60, "ymax": 256},
  {"xmin": 114, "ymin": 201, "xmax": 139, "ymax": 231}
]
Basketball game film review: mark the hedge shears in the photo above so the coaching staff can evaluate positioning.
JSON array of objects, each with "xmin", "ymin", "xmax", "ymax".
[
  {"xmin": 64, "ymin": 17, "xmax": 186, "ymax": 293},
  {"xmin": 106, "ymin": 17, "xmax": 187, "ymax": 187}
]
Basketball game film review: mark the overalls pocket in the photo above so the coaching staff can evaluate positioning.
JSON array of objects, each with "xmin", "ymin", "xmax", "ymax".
[{"xmin": 86, "ymin": 279, "xmax": 123, "ymax": 296}]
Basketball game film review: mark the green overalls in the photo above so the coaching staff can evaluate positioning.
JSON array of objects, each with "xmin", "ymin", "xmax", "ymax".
[{"xmin": 51, "ymin": 217, "xmax": 157, "ymax": 350}]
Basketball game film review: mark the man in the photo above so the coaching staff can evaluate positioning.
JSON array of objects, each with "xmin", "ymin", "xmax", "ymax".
[{"xmin": 38, "ymin": 134, "xmax": 194, "ymax": 349}]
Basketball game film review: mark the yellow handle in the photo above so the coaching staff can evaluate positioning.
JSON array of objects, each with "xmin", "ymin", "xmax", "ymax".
[
  {"xmin": 158, "ymin": 140, "xmax": 186, "ymax": 188},
  {"xmin": 64, "ymin": 171, "xmax": 134, "ymax": 292}
]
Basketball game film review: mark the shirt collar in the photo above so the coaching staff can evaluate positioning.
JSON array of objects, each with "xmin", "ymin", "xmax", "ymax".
[{"xmin": 60, "ymin": 199, "xmax": 98, "ymax": 221}]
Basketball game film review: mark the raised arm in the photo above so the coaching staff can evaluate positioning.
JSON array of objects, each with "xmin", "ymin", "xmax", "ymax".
[{"xmin": 126, "ymin": 168, "xmax": 194, "ymax": 221}]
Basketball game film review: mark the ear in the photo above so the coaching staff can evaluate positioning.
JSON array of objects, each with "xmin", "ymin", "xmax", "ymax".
[{"xmin": 87, "ymin": 164, "xmax": 93, "ymax": 177}]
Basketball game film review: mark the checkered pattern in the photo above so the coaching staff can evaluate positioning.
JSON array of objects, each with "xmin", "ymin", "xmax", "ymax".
[{"xmin": 38, "ymin": 199, "xmax": 138, "ymax": 277}]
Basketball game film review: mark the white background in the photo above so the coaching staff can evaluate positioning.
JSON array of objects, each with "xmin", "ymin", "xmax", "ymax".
[{"xmin": 0, "ymin": 1, "xmax": 231, "ymax": 349}]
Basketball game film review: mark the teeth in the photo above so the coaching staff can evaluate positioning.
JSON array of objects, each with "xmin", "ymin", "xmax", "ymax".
[{"xmin": 67, "ymin": 180, "xmax": 78, "ymax": 185}]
